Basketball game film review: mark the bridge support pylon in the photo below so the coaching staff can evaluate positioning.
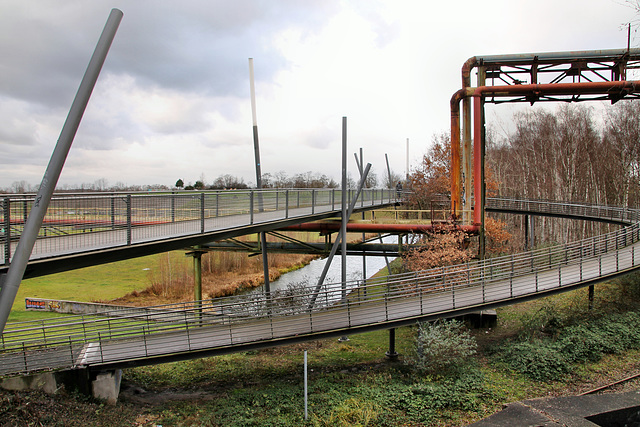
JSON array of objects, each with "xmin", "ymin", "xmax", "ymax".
[
  {"xmin": 1, "ymin": 368, "xmax": 122, "ymax": 405},
  {"xmin": 385, "ymin": 328, "xmax": 399, "ymax": 360}
]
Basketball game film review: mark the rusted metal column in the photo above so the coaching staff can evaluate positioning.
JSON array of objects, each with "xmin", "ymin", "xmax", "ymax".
[
  {"xmin": 450, "ymin": 93, "xmax": 463, "ymax": 217},
  {"xmin": 477, "ymin": 67, "xmax": 487, "ymax": 260},
  {"xmin": 473, "ymin": 95, "xmax": 484, "ymax": 228},
  {"xmin": 462, "ymin": 58, "xmax": 475, "ymax": 225}
]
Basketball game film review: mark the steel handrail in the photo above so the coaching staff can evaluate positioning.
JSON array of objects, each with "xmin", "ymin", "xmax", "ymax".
[{"xmin": 2, "ymin": 197, "xmax": 639, "ymax": 375}]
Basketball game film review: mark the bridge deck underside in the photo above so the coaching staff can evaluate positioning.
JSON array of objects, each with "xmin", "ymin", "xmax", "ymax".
[{"xmin": 1, "ymin": 199, "xmax": 394, "ymax": 278}]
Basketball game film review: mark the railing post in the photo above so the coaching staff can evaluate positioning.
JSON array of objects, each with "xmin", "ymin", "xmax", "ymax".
[
  {"xmin": 311, "ymin": 189, "xmax": 315, "ymax": 214},
  {"xmin": 558, "ymin": 264, "xmax": 562, "ymax": 287},
  {"xmin": 200, "ymin": 193, "xmax": 205, "ymax": 233},
  {"xmin": 22, "ymin": 198, "xmax": 28, "ymax": 224},
  {"xmin": 3, "ymin": 198, "xmax": 10, "ymax": 264},
  {"xmin": 285, "ymin": 190, "xmax": 289, "ymax": 219},
  {"xmin": 481, "ymin": 260, "xmax": 486, "ymax": 302},
  {"xmin": 215, "ymin": 191, "xmax": 219, "ymax": 217},
  {"xmin": 170, "ymin": 192, "xmax": 176, "ymax": 223},
  {"xmin": 599, "ymin": 254, "xmax": 602, "ymax": 276},
  {"xmin": 580, "ymin": 253, "xmax": 583, "ymax": 282},
  {"xmin": 126, "ymin": 194, "xmax": 132, "ymax": 245},
  {"xmin": 250, "ymin": 191, "xmax": 254, "ymax": 224},
  {"xmin": 510, "ymin": 255, "xmax": 514, "ymax": 298},
  {"xmin": 332, "ymin": 189, "xmax": 335, "ymax": 210},
  {"xmin": 452, "ymin": 282, "xmax": 456, "ymax": 309},
  {"xmin": 68, "ymin": 336, "xmax": 74, "ymax": 366},
  {"xmin": 110, "ymin": 195, "xmax": 116, "ymax": 229}
]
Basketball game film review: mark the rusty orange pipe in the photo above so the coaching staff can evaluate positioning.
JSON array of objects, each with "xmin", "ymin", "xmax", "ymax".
[
  {"xmin": 450, "ymin": 90, "xmax": 463, "ymax": 216},
  {"xmin": 451, "ymin": 79, "xmax": 640, "ymax": 227},
  {"xmin": 280, "ymin": 222, "xmax": 479, "ymax": 234}
]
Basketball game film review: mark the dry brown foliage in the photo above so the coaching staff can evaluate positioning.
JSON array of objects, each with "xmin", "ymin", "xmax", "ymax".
[
  {"xmin": 403, "ymin": 231, "xmax": 472, "ymax": 272},
  {"xmin": 400, "ymin": 231, "xmax": 473, "ymax": 294},
  {"xmin": 484, "ymin": 216, "xmax": 513, "ymax": 255}
]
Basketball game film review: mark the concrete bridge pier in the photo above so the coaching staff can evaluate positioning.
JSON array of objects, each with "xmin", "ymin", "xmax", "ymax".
[{"xmin": 0, "ymin": 368, "xmax": 123, "ymax": 405}]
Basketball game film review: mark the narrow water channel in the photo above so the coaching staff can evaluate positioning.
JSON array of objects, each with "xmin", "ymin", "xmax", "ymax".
[{"xmin": 251, "ymin": 235, "xmax": 398, "ymax": 294}]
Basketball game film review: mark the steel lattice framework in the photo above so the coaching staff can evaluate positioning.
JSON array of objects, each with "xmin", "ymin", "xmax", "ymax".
[
  {"xmin": 466, "ymin": 48, "xmax": 640, "ymax": 103},
  {"xmin": 452, "ymin": 49, "xmax": 640, "ymax": 258}
]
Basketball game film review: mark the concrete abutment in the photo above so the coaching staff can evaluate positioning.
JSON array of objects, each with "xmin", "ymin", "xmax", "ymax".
[{"xmin": 1, "ymin": 368, "xmax": 122, "ymax": 404}]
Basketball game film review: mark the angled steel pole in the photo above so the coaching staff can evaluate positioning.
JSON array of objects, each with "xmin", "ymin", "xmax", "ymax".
[
  {"xmin": 0, "ymin": 9, "xmax": 123, "ymax": 334},
  {"xmin": 385, "ymin": 153, "xmax": 392, "ymax": 189},
  {"xmin": 248, "ymin": 58, "xmax": 270, "ymax": 296},
  {"xmin": 308, "ymin": 162, "xmax": 371, "ymax": 310}
]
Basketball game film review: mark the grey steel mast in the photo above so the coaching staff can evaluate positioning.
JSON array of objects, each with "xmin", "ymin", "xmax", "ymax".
[{"xmin": 0, "ymin": 9, "xmax": 123, "ymax": 334}]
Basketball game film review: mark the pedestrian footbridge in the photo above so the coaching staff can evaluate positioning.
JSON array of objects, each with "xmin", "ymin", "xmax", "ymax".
[{"xmin": 1, "ymin": 197, "xmax": 638, "ymax": 377}]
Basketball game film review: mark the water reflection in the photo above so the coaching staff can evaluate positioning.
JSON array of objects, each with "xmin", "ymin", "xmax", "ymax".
[{"xmin": 251, "ymin": 235, "xmax": 398, "ymax": 294}]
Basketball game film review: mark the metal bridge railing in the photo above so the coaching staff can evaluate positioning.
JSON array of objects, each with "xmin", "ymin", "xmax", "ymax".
[
  {"xmin": 1, "ymin": 198, "xmax": 640, "ymax": 376},
  {"xmin": 487, "ymin": 197, "xmax": 638, "ymax": 224},
  {"xmin": 1, "ymin": 188, "xmax": 397, "ymax": 266}
]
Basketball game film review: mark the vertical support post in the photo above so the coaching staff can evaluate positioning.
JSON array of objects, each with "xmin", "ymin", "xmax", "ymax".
[
  {"xmin": 248, "ymin": 58, "xmax": 270, "ymax": 297},
  {"xmin": 463, "ymin": 91, "xmax": 472, "ymax": 224},
  {"xmin": 385, "ymin": 328, "xmax": 399, "ymax": 359},
  {"xmin": 451, "ymin": 96, "xmax": 462, "ymax": 217},
  {"xmin": 0, "ymin": 9, "xmax": 123, "ymax": 334},
  {"xmin": 524, "ymin": 214, "xmax": 530, "ymax": 250},
  {"xmin": 341, "ymin": 117, "xmax": 348, "ymax": 303},
  {"xmin": 477, "ymin": 67, "xmax": 487, "ymax": 260},
  {"xmin": 193, "ymin": 246, "xmax": 202, "ymax": 321},
  {"xmin": 338, "ymin": 117, "xmax": 350, "ymax": 343},
  {"xmin": 588, "ymin": 285, "xmax": 595, "ymax": 310}
]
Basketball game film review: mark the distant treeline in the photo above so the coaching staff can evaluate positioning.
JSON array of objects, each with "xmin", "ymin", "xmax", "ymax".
[{"xmin": 1, "ymin": 168, "xmax": 402, "ymax": 194}]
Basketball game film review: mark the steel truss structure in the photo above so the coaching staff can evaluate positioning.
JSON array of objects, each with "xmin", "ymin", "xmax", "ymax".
[
  {"xmin": 452, "ymin": 48, "xmax": 640, "ymax": 257},
  {"xmin": 466, "ymin": 48, "xmax": 640, "ymax": 103}
]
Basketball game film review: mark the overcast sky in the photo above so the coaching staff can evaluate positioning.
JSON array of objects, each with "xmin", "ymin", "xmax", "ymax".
[{"xmin": 0, "ymin": 0, "xmax": 637, "ymax": 190}]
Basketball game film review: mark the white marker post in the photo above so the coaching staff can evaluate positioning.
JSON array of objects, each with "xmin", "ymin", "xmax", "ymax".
[{"xmin": 304, "ymin": 350, "xmax": 308, "ymax": 420}]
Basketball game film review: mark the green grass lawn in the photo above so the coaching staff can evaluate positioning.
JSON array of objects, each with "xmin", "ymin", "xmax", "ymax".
[
  {"xmin": 117, "ymin": 279, "xmax": 640, "ymax": 426},
  {"xmin": 8, "ymin": 254, "xmax": 157, "ymax": 323}
]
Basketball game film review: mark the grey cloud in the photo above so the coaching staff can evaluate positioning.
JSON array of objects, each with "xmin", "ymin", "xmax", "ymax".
[{"xmin": 0, "ymin": 1, "xmax": 339, "ymax": 111}]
